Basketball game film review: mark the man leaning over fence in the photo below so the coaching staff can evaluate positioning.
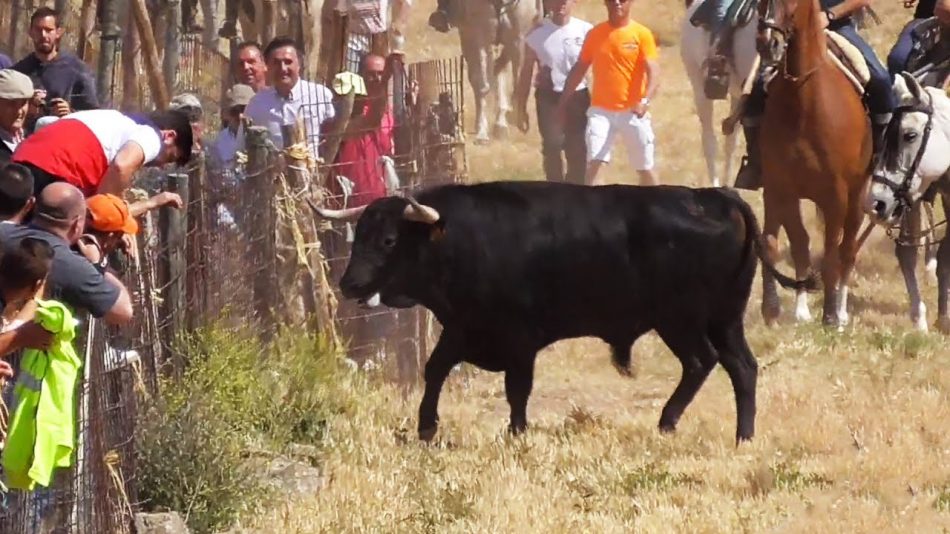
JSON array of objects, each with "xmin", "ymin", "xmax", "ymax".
[
  {"xmin": 13, "ymin": 7, "xmax": 99, "ymax": 134},
  {"xmin": 245, "ymin": 37, "xmax": 336, "ymax": 162}
]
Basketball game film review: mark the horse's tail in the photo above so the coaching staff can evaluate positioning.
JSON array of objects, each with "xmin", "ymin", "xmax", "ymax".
[{"xmin": 732, "ymin": 193, "xmax": 820, "ymax": 292}]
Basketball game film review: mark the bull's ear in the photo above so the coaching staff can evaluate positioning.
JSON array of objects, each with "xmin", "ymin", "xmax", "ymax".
[{"xmin": 403, "ymin": 197, "xmax": 440, "ymax": 224}]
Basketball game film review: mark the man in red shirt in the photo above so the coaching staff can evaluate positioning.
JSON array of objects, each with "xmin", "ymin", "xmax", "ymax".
[
  {"xmin": 11, "ymin": 108, "xmax": 193, "ymax": 197},
  {"xmin": 327, "ymin": 53, "xmax": 400, "ymax": 209}
]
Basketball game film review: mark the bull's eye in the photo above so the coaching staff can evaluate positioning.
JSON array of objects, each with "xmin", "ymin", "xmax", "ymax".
[
  {"xmin": 903, "ymin": 131, "xmax": 918, "ymax": 143},
  {"xmin": 382, "ymin": 236, "xmax": 397, "ymax": 249}
]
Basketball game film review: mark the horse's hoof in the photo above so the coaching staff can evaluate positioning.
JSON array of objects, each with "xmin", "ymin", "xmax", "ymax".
[
  {"xmin": 474, "ymin": 135, "xmax": 490, "ymax": 146},
  {"xmin": 761, "ymin": 303, "xmax": 781, "ymax": 325},
  {"xmin": 935, "ymin": 315, "xmax": 950, "ymax": 334},
  {"xmin": 492, "ymin": 124, "xmax": 509, "ymax": 140},
  {"xmin": 418, "ymin": 426, "xmax": 438, "ymax": 442}
]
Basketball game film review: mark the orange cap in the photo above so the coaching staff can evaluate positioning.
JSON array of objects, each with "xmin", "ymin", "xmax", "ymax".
[{"xmin": 87, "ymin": 194, "xmax": 139, "ymax": 235}]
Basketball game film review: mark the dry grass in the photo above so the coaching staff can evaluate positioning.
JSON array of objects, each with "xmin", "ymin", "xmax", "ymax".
[{"xmin": 246, "ymin": 1, "xmax": 950, "ymax": 532}]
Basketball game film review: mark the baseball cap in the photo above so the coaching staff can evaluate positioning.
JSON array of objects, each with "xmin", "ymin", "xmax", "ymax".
[
  {"xmin": 87, "ymin": 194, "xmax": 139, "ymax": 235},
  {"xmin": 225, "ymin": 84, "xmax": 255, "ymax": 109},
  {"xmin": 0, "ymin": 69, "xmax": 34, "ymax": 99},
  {"xmin": 169, "ymin": 92, "xmax": 203, "ymax": 122}
]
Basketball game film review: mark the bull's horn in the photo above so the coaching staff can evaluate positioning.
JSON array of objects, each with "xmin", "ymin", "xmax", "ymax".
[
  {"xmin": 403, "ymin": 197, "xmax": 440, "ymax": 224},
  {"xmin": 307, "ymin": 199, "xmax": 366, "ymax": 221}
]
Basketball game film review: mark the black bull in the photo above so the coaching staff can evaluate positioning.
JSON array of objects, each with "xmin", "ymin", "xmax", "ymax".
[{"xmin": 311, "ymin": 181, "xmax": 813, "ymax": 443}]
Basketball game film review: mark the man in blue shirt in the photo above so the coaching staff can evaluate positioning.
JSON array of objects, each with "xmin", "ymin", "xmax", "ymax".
[
  {"xmin": 13, "ymin": 7, "xmax": 98, "ymax": 132},
  {"xmin": 734, "ymin": 0, "xmax": 896, "ymax": 190}
]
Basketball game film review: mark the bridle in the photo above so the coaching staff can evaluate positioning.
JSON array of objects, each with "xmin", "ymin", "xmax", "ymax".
[
  {"xmin": 757, "ymin": 0, "xmax": 822, "ymax": 84},
  {"xmin": 870, "ymin": 88, "xmax": 936, "ymax": 214}
]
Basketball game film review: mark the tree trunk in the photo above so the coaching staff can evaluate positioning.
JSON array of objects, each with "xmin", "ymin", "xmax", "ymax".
[
  {"xmin": 96, "ymin": 0, "xmax": 122, "ymax": 108},
  {"xmin": 261, "ymin": 0, "xmax": 278, "ymax": 47},
  {"xmin": 121, "ymin": 4, "xmax": 141, "ymax": 111},
  {"xmin": 131, "ymin": 0, "xmax": 170, "ymax": 109},
  {"xmin": 78, "ymin": 0, "xmax": 98, "ymax": 62},
  {"xmin": 163, "ymin": 0, "xmax": 182, "ymax": 95}
]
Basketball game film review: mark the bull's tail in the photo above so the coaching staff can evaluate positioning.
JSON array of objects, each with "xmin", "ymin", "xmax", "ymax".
[{"xmin": 733, "ymin": 196, "xmax": 820, "ymax": 292}]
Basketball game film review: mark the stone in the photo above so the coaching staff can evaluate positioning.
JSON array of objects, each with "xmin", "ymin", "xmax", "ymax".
[{"xmin": 134, "ymin": 512, "xmax": 190, "ymax": 534}]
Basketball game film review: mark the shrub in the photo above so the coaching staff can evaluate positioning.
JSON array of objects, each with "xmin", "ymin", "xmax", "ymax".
[{"xmin": 135, "ymin": 325, "xmax": 354, "ymax": 533}]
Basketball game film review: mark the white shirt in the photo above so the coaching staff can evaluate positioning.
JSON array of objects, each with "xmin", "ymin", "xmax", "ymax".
[
  {"xmin": 245, "ymin": 79, "xmax": 336, "ymax": 160},
  {"xmin": 66, "ymin": 109, "xmax": 164, "ymax": 164},
  {"xmin": 525, "ymin": 17, "xmax": 593, "ymax": 92}
]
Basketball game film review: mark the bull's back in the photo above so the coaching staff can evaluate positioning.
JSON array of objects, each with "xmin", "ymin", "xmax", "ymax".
[{"xmin": 419, "ymin": 183, "xmax": 754, "ymax": 335}]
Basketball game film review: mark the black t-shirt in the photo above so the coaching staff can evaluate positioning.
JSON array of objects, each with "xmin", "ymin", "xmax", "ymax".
[{"xmin": 0, "ymin": 222, "xmax": 119, "ymax": 318}]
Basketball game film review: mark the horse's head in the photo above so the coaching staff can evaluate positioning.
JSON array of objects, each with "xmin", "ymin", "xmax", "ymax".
[
  {"xmin": 866, "ymin": 73, "xmax": 950, "ymax": 225},
  {"xmin": 756, "ymin": 0, "xmax": 793, "ymax": 65}
]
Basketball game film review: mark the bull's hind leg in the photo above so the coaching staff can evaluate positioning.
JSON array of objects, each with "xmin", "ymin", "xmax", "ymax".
[
  {"xmin": 418, "ymin": 330, "xmax": 464, "ymax": 442},
  {"xmin": 655, "ymin": 325, "xmax": 719, "ymax": 434},
  {"xmin": 709, "ymin": 321, "xmax": 758, "ymax": 443},
  {"xmin": 897, "ymin": 204, "xmax": 928, "ymax": 331}
]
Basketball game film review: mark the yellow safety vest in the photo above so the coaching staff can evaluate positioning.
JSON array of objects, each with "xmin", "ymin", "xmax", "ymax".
[{"xmin": 1, "ymin": 299, "xmax": 82, "ymax": 490}]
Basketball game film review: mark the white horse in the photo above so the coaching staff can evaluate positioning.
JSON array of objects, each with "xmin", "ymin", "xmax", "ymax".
[
  {"xmin": 865, "ymin": 73, "xmax": 950, "ymax": 332},
  {"xmin": 679, "ymin": 0, "xmax": 760, "ymax": 187}
]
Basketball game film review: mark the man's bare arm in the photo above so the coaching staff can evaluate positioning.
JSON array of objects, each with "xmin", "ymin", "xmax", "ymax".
[
  {"xmin": 98, "ymin": 142, "xmax": 147, "ymax": 196},
  {"xmin": 102, "ymin": 272, "xmax": 134, "ymax": 326}
]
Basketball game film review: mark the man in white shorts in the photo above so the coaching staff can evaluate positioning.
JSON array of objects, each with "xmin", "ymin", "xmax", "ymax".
[
  {"xmin": 556, "ymin": 0, "xmax": 661, "ymax": 186},
  {"xmin": 515, "ymin": 0, "xmax": 593, "ymax": 184}
]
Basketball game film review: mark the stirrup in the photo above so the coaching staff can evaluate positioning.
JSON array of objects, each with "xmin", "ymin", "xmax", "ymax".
[{"xmin": 704, "ymin": 55, "xmax": 730, "ymax": 100}]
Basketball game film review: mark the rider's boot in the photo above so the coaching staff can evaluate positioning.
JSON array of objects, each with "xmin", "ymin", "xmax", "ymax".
[{"xmin": 734, "ymin": 123, "xmax": 763, "ymax": 190}]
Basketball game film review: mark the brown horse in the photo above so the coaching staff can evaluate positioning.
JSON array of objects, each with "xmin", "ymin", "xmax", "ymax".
[{"xmin": 758, "ymin": 0, "xmax": 872, "ymax": 327}]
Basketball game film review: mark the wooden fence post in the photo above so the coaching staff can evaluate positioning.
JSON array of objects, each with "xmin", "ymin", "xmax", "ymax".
[
  {"xmin": 243, "ymin": 125, "xmax": 278, "ymax": 340},
  {"xmin": 8, "ymin": 0, "xmax": 26, "ymax": 61},
  {"xmin": 185, "ymin": 158, "xmax": 209, "ymax": 332},
  {"xmin": 158, "ymin": 173, "xmax": 189, "ymax": 372}
]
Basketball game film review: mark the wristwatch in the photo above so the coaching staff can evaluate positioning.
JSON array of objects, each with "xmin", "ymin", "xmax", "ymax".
[
  {"xmin": 640, "ymin": 97, "xmax": 651, "ymax": 107},
  {"xmin": 824, "ymin": 8, "xmax": 836, "ymax": 21}
]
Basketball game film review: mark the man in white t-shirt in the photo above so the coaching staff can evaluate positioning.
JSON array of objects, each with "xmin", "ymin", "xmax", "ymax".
[
  {"xmin": 245, "ymin": 37, "xmax": 336, "ymax": 162},
  {"xmin": 11, "ymin": 108, "xmax": 194, "ymax": 197},
  {"xmin": 514, "ymin": 0, "xmax": 592, "ymax": 184}
]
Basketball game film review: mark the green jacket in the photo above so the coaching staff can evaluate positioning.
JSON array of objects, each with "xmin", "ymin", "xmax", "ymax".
[{"xmin": 2, "ymin": 299, "xmax": 82, "ymax": 490}]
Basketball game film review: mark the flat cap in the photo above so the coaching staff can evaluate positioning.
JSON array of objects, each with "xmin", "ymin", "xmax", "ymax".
[
  {"xmin": 169, "ymin": 92, "xmax": 203, "ymax": 121},
  {"xmin": 225, "ymin": 84, "xmax": 255, "ymax": 109},
  {"xmin": 0, "ymin": 69, "xmax": 34, "ymax": 99}
]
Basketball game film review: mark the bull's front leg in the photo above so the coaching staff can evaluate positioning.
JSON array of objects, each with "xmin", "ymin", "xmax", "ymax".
[
  {"xmin": 504, "ymin": 355, "xmax": 536, "ymax": 434},
  {"xmin": 418, "ymin": 330, "xmax": 463, "ymax": 442}
]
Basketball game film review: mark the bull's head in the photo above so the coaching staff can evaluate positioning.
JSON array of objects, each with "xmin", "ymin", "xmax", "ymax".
[
  {"xmin": 309, "ymin": 196, "xmax": 440, "ymax": 308},
  {"xmin": 865, "ymin": 73, "xmax": 950, "ymax": 225}
]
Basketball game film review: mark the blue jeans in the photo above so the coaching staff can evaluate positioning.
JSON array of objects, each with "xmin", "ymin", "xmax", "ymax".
[
  {"xmin": 710, "ymin": 0, "xmax": 731, "ymax": 35},
  {"xmin": 887, "ymin": 18, "xmax": 928, "ymax": 77},
  {"xmin": 746, "ymin": 22, "xmax": 896, "ymax": 119}
]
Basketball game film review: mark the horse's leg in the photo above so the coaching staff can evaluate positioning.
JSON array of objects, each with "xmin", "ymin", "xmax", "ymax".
[
  {"xmin": 493, "ymin": 41, "xmax": 519, "ymax": 139},
  {"xmin": 835, "ymin": 193, "xmax": 866, "ymax": 326},
  {"xmin": 783, "ymin": 200, "xmax": 813, "ymax": 322},
  {"xmin": 923, "ymin": 200, "xmax": 939, "ymax": 284},
  {"xmin": 820, "ymin": 204, "xmax": 846, "ymax": 328},
  {"xmin": 897, "ymin": 203, "xmax": 928, "ymax": 331},
  {"xmin": 686, "ymin": 60, "xmax": 719, "ymax": 187},
  {"xmin": 761, "ymin": 190, "xmax": 784, "ymax": 324}
]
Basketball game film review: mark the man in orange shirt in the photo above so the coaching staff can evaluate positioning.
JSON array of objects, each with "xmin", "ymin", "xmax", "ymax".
[{"xmin": 556, "ymin": 0, "xmax": 661, "ymax": 186}]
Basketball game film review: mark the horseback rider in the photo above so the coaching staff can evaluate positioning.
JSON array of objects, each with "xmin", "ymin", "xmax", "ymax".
[
  {"xmin": 890, "ymin": 0, "xmax": 950, "ymax": 87},
  {"xmin": 734, "ymin": 0, "xmax": 897, "ymax": 190}
]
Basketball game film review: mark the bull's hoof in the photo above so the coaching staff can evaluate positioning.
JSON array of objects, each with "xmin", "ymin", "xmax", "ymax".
[
  {"xmin": 612, "ymin": 361, "xmax": 636, "ymax": 379},
  {"xmin": 507, "ymin": 422, "xmax": 527, "ymax": 436},
  {"xmin": 936, "ymin": 315, "xmax": 950, "ymax": 334},
  {"xmin": 418, "ymin": 426, "xmax": 438, "ymax": 442},
  {"xmin": 736, "ymin": 433, "xmax": 754, "ymax": 446},
  {"xmin": 658, "ymin": 421, "xmax": 677, "ymax": 434}
]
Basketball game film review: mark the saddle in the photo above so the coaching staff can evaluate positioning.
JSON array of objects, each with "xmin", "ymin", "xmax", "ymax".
[{"xmin": 760, "ymin": 31, "xmax": 870, "ymax": 95}]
